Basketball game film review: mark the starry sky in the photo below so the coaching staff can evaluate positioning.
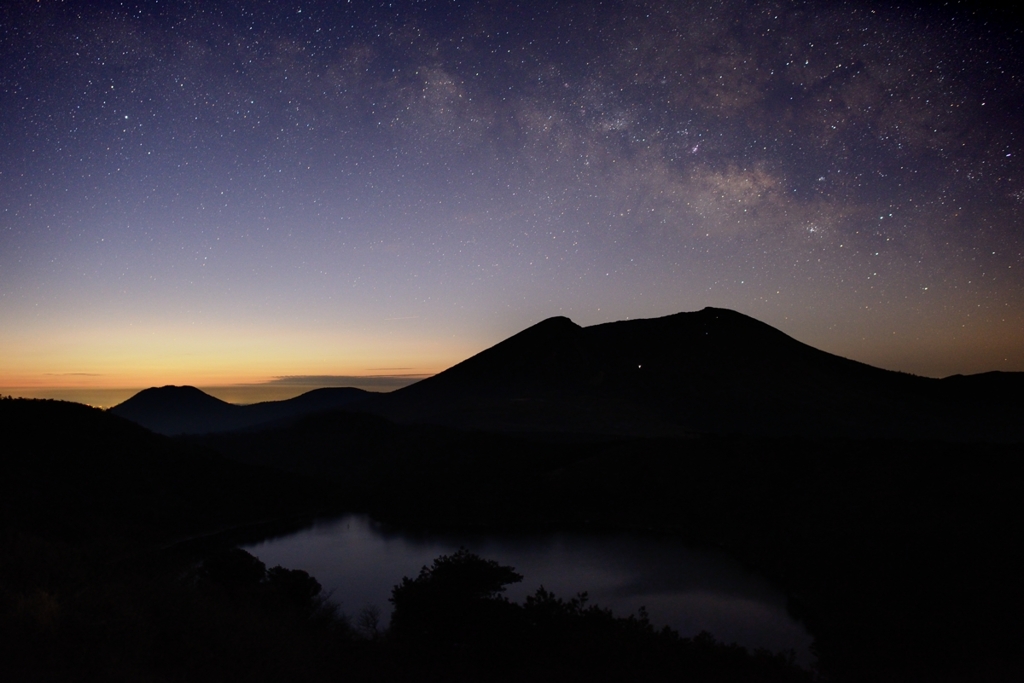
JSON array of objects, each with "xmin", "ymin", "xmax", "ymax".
[{"xmin": 2, "ymin": 0, "xmax": 1023, "ymax": 406}]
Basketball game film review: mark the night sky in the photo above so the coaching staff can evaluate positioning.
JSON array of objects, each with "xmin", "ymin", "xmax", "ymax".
[{"xmin": 2, "ymin": 0, "xmax": 1023, "ymax": 405}]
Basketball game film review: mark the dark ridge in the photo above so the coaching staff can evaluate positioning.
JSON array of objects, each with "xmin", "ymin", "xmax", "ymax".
[
  {"xmin": 110, "ymin": 385, "xmax": 373, "ymax": 436},
  {"xmin": 390, "ymin": 315, "xmax": 585, "ymax": 397},
  {"xmin": 109, "ymin": 385, "xmax": 240, "ymax": 435},
  {"xmin": 117, "ymin": 384, "xmax": 233, "ymax": 413},
  {"xmin": 273, "ymin": 386, "xmax": 371, "ymax": 412}
]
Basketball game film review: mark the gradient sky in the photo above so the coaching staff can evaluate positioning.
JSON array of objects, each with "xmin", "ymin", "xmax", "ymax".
[{"xmin": 2, "ymin": 0, "xmax": 1023, "ymax": 404}]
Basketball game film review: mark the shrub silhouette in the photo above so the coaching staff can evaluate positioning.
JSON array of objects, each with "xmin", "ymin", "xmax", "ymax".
[
  {"xmin": 388, "ymin": 547, "xmax": 523, "ymax": 646},
  {"xmin": 386, "ymin": 550, "xmax": 815, "ymax": 681},
  {"xmin": 197, "ymin": 549, "xmax": 329, "ymax": 621},
  {"xmin": 198, "ymin": 548, "xmax": 267, "ymax": 590},
  {"xmin": 266, "ymin": 565, "xmax": 323, "ymax": 613}
]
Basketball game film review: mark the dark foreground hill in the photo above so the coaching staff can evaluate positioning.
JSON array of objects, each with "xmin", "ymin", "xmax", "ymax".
[
  {"xmin": 0, "ymin": 397, "xmax": 346, "ymax": 680},
  {"xmin": 362, "ymin": 307, "xmax": 1024, "ymax": 442},
  {"xmin": 0, "ymin": 398, "xmax": 333, "ymax": 543},
  {"xmin": 110, "ymin": 385, "xmax": 372, "ymax": 435}
]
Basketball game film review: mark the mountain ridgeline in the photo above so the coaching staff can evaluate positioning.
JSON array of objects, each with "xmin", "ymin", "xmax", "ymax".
[
  {"xmin": 363, "ymin": 307, "xmax": 1022, "ymax": 441},
  {"xmin": 110, "ymin": 385, "xmax": 372, "ymax": 436},
  {"xmin": 112, "ymin": 308, "xmax": 1023, "ymax": 442}
]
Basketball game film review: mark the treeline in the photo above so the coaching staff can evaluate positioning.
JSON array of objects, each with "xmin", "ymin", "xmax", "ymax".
[
  {"xmin": 385, "ymin": 548, "xmax": 810, "ymax": 682},
  {"xmin": 3, "ymin": 540, "xmax": 812, "ymax": 682}
]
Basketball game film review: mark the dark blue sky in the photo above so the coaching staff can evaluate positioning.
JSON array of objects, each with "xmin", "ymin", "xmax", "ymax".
[{"xmin": 2, "ymin": 0, "xmax": 1023, "ymax": 402}]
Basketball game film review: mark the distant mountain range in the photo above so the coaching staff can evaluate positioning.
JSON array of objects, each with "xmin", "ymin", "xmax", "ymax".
[
  {"xmin": 110, "ymin": 308, "xmax": 1024, "ymax": 442},
  {"xmin": 109, "ymin": 386, "xmax": 371, "ymax": 435}
]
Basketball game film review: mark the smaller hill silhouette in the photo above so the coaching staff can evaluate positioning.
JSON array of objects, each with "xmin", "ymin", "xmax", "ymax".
[{"xmin": 110, "ymin": 385, "xmax": 372, "ymax": 435}]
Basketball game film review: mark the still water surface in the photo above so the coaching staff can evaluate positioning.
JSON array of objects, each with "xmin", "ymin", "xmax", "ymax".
[{"xmin": 243, "ymin": 514, "xmax": 813, "ymax": 664}]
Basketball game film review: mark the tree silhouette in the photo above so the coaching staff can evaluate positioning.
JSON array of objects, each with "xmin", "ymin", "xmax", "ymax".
[
  {"xmin": 198, "ymin": 548, "xmax": 266, "ymax": 590},
  {"xmin": 266, "ymin": 565, "xmax": 323, "ymax": 613},
  {"xmin": 388, "ymin": 548, "xmax": 523, "ymax": 646}
]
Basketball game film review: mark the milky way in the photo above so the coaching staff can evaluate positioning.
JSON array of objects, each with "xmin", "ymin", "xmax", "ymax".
[{"xmin": 2, "ymin": 0, "xmax": 1023, "ymax": 399}]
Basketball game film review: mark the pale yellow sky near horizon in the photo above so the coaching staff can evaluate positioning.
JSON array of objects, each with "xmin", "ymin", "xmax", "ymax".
[{"xmin": 0, "ymin": 319, "xmax": 473, "ymax": 406}]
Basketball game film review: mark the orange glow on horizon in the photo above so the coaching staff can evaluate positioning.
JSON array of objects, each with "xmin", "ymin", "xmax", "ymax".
[{"xmin": 0, "ymin": 318, "xmax": 477, "ymax": 396}]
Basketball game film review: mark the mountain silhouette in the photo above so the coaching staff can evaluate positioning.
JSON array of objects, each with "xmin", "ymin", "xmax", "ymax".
[
  {"xmin": 110, "ymin": 385, "xmax": 372, "ymax": 435},
  {"xmin": 108, "ymin": 308, "xmax": 1023, "ymax": 441},
  {"xmin": 364, "ymin": 307, "xmax": 1024, "ymax": 441}
]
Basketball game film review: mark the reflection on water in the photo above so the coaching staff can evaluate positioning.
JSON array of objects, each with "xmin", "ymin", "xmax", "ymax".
[{"xmin": 243, "ymin": 514, "xmax": 814, "ymax": 664}]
